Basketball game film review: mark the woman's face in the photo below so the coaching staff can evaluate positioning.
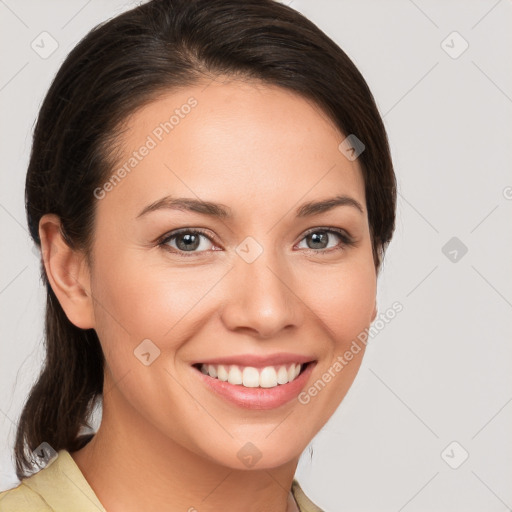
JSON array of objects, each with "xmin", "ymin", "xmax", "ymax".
[{"xmin": 87, "ymin": 78, "xmax": 377, "ymax": 469}]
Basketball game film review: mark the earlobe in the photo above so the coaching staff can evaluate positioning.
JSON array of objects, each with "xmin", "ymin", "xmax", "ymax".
[{"xmin": 39, "ymin": 214, "xmax": 95, "ymax": 329}]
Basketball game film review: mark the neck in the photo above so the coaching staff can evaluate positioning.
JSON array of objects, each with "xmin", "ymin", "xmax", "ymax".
[{"xmin": 71, "ymin": 384, "xmax": 300, "ymax": 512}]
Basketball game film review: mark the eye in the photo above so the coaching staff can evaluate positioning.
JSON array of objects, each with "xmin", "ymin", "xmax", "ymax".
[
  {"xmin": 157, "ymin": 227, "xmax": 355, "ymax": 258},
  {"xmin": 296, "ymin": 228, "xmax": 355, "ymax": 254},
  {"xmin": 158, "ymin": 229, "xmax": 216, "ymax": 257}
]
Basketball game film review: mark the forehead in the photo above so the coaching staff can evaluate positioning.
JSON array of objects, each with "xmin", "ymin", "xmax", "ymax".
[{"xmin": 97, "ymin": 78, "xmax": 366, "ymax": 221}]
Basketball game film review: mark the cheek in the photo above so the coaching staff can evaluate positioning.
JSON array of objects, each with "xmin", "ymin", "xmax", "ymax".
[
  {"xmin": 291, "ymin": 260, "xmax": 375, "ymax": 430},
  {"xmin": 89, "ymin": 248, "xmax": 228, "ymax": 360},
  {"xmin": 299, "ymin": 254, "xmax": 377, "ymax": 345}
]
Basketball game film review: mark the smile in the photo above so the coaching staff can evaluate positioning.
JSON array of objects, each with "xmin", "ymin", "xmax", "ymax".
[
  {"xmin": 197, "ymin": 362, "xmax": 304, "ymax": 388},
  {"xmin": 192, "ymin": 360, "xmax": 316, "ymax": 410}
]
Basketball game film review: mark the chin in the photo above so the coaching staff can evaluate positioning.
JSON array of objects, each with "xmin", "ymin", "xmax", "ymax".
[{"xmin": 199, "ymin": 432, "xmax": 309, "ymax": 471}]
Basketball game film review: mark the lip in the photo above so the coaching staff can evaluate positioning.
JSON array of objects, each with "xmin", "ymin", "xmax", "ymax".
[
  {"xmin": 191, "ymin": 352, "xmax": 315, "ymax": 369},
  {"xmin": 193, "ymin": 360, "xmax": 317, "ymax": 410}
]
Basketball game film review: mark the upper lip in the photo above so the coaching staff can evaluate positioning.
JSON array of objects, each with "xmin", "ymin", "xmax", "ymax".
[{"xmin": 192, "ymin": 353, "xmax": 316, "ymax": 368}]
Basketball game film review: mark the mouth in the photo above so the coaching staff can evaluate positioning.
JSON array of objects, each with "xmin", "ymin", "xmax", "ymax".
[
  {"xmin": 192, "ymin": 361, "xmax": 313, "ymax": 389},
  {"xmin": 191, "ymin": 359, "xmax": 317, "ymax": 410}
]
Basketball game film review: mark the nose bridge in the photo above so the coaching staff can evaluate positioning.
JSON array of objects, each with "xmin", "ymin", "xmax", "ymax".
[{"xmin": 221, "ymin": 234, "xmax": 302, "ymax": 337}]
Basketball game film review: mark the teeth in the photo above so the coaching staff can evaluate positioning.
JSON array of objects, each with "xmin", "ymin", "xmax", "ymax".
[
  {"xmin": 242, "ymin": 367, "xmax": 260, "ymax": 388},
  {"xmin": 207, "ymin": 364, "xmax": 217, "ymax": 378},
  {"xmin": 217, "ymin": 364, "xmax": 229, "ymax": 381},
  {"xmin": 228, "ymin": 365, "xmax": 242, "ymax": 385},
  {"xmin": 260, "ymin": 366, "xmax": 277, "ymax": 388},
  {"xmin": 199, "ymin": 363, "xmax": 303, "ymax": 388},
  {"xmin": 277, "ymin": 366, "xmax": 288, "ymax": 384}
]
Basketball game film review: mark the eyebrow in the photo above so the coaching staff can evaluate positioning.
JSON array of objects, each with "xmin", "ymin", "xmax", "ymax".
[{"xmin": 136, "ymin": 194, "xmax": 364, "ymax": 219}]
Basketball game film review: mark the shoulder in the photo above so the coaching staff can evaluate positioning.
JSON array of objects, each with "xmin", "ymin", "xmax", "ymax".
[
  {"xmin": 291, "ymin": 478, "xmax": 326, "ymax": 512},
  {"xmin": 0, "ymin": 482, "xmax": 52, "ymax": 511},
  {"xmin": 0, "ymin": 449, "xmax": 106, "ymax": 512}
]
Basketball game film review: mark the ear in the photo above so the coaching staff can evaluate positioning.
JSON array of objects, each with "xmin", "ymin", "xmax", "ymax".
[{"xmin": 39, "ymin": 214, "xmax": 95, "ymax": 329}]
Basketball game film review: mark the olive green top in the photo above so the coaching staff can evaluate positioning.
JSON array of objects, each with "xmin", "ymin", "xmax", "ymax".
[{"xmin": 0, "ymin": 450, "xmax": 324, "ymax": 511}]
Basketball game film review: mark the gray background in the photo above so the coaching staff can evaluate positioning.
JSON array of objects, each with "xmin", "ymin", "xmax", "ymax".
[{"xmin": 1, "ymin": 1, "xmax": 511, "ymax": 510}]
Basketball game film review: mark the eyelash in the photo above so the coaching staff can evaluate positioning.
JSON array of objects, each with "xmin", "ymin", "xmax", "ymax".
[{"xmin": 157, "ymin": 227, "xmax": 356, "ymax": 258}]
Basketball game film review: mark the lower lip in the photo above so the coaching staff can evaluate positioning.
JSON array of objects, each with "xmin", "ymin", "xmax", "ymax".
[{"xmin": 193, "ymin": 362, "xmax": 316, "ymax": 410}]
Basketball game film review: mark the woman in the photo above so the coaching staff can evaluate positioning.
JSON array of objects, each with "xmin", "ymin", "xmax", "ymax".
[{"xmin": 0, "ymin": 0, "xmax": 396, "ymax": 510}]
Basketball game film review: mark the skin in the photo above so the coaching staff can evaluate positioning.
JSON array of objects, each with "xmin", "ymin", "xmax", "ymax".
[{"xmin": 39, "ymin": 77, "xmax": 378, "ymax": 512}]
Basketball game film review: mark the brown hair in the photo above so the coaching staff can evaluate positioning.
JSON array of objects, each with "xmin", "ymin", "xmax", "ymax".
[{"xmin": 17, "ymin": 0, "xmax": 396, "ymax": 479}]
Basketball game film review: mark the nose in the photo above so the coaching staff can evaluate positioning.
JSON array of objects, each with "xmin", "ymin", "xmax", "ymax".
[{"xmin": 220, "ymin": 246, "xmax": 304, "ymax": 339}]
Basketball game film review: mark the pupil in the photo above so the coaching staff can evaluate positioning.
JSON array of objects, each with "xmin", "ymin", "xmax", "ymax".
[
  {"xmin": 178, "ymin": 233, "xmax": 199, "ymax": 251},
  {"xmin": 310, "ymin": 232, "xmax": 327, "ymax": 249}
]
